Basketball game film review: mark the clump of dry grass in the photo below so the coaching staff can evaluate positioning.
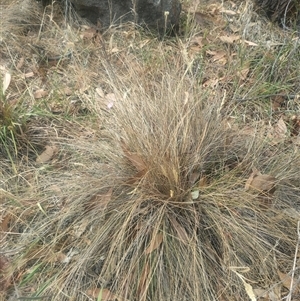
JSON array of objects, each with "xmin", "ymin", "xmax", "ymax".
[
  {"xmin": 1, "ymin": 1, "xmax": 300, "ymax": 301},
  {"xmin": 5, "ymin": 53, "xmax": 299, "ymax": 300},
  {"xmin": 0, "ymin": 0, "xmax": 42, "ymax": 38}
]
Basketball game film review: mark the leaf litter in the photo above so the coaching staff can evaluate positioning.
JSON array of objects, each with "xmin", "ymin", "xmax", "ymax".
[{"xmin": 1, "ymin": 0, "xmax": 300, "ymax": 300}]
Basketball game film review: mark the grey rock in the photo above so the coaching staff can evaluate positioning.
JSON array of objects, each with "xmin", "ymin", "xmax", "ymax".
[{"xmin": 68, "ymin": 0, "xmax": 181, "ymax": 34}]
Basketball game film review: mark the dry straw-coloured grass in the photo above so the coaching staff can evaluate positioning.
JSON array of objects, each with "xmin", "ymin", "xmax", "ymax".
[
  {"xmin": 1, "ymin": 0, "xmax": 300, "ymax": 300},
  {"xmin": 5, "ymin": 59, "xmax": 300, "ymax": 300}
]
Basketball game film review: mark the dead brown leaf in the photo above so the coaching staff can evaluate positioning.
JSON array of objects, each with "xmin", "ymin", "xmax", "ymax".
[
  {"xmin": 219, "ymin": 35, "xmax": 240, "ymax": 44},
  {"xmin": 190, "ymin": 36, "xmax": 204, "ymax": 48},
  {"xmin": 206, "ymin": 50, "xmax": 227, "ymax": 64},
  {"xmin": 86, "ymin": 188, "xmax": 113, "ymax": 212},
  {"xmin": 145, "ymin": 232, "xmax": 163, "ymax": 254},
  {"xmin": 271, "ymin": 95, "xmax": 286, "ymax": 111},
  {"xmin": 220, "ymin": 9, "xmax": 237, "ymax": 16},
  {"xmin": 80, "ymin": 27, "xmax": 99, "ymax": 40},
  {"xmin": 277, "ymin": 270, "xmax": 292, "ymax": 290},
  {"xmin": 139, "ymin": 39, "xmax": 150, "ymax": 49},
  {"xmin": 96, "ymin": 87, "xmax": 105, "ymax": 98},
  {"xmin": 121, "ymin": 141, "xmax": 147, "ymax": 172},
  {"xmin": 87, "ymin": 288, "xmax": 123, "ymax": 300},
  {"xmin": 189, "ymin": 171, "xmax": 200, "ymax": 185},
  {"xmin": 34, "ymin": 89, "xmax": 48, "ymax": 99},
  {"xmin": 245, "ymin": 169, "xmax": 258, "ymax": 191},
  {"xmin": 0, "ymin": 214, "xmax": 11, "ymax": 233},
  {"xmin": 0, "ymin": 255, "xmax": 11, "ymax": 292},
  {"xmin": 126, "ymin": 169, "xmax": 147, "ymax": 185},
  {"xmin": 230, "ymin": 269, "xmax": 256, "ymax": 301},
  {"xmin": 48, "ymin": 252, "xmax": 67, "ymax": 264},
  {"xmin": 169, "ymin": 216, "xmax": 190, "ymax": 244},
  {"xmin": 243, "ymin": 40, "xmax": 259, "ymax": 47},
  {"xmin": 237, "ymin": 67, "xmax": 249, "ymax": 81},
  {"xmin": 101, "ymin": 188, "xmax": 113, "ymax": 209},
  {"xmin": 290, "ymin": 114, "xmax": 300, "ymax": 136},
  {"xmin": 198, "ymin": 176, "xmax": 208, "ymax": 188},
  {"xmin": 274, "ymin": 117, "xmax": 288, "ymax": 139},
  {"xmin": 0, "ymin": 213, "xmax": 11, "ymax": 242},
  {"xmin": 188, "ymin": 35, "xmax": 209, "ymax": 55},
  {"xmin": 36, "ymin": 145, "xmax": 58, "ymax": 163},
  {"xmin": 137, "ymin": 263, "xmax": 150, "ymax": 301},
  {"xmin": 2, "ymin": 72, "xmax": 11, "ymax": 94},
  {"xmin": 194, "ymin": 12, "xmax": 215, "ymax": 27},
  {"xmin": 254, "ymin": 286, "xmax": 281, "ymax": 300},
  {"xmin": 73, "ymin": 219, "xmax": 90, "ymax": 239},
  {"xmin": 24, "ymin": 72, "xmax": 34, "ymax": 78},
  {"xmin": 16, "ymin": 57, "xmax": 25, "ymax": 69},
  {"xmin": 253, "ymin": 287, "xmax": 269, "ymax": 299},
  {"xmin": 194, "ymin": 11, "xmax": 226, "ymax": 28},
  {"xmin": 245, "ymin": 168, "xmax": 277, "ymax": 193},
  {"xmin": 202, "ymin": 78, "xmax": 219, "ymax": 88},
  {"xmin": 63, "ymin": 87, "xmax": 72, "ymax": 96}
]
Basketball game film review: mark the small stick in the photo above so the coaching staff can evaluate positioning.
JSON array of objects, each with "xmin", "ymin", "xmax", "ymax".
[
  {"xmin": 234, "ymin": 94, "xmax": 299, "ymax": 103},
  {"xmin": 286, "ymin": 220, "xmax": 300, "ymax": 301}
]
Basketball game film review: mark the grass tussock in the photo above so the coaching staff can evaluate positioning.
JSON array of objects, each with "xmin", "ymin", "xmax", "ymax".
[
  {"xmin": 1, "ymin": 0, "xmax": 300, "ymax": 300},
  {"xmin": 5, "ymin": 56, "xmax": 300, "ymax": 301}
]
